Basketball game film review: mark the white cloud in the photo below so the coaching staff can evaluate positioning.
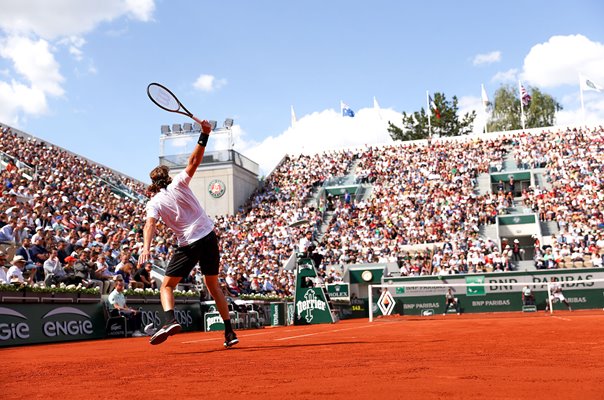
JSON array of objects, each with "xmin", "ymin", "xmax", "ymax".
[
  {"xmin": 556, "ymin": 96, "xmax": 604, "ymax": 127},
  {"xmin": 237, "ymin": 106, "xmax": 399, "ymax": 176},
  {"xmin": 473, "ymin": 51, "xmax": 501, "ymax": 66},
  {"xmin": 124, "ymin": 0, "xmax": 155, "ymax": 22},
  {"xmin": 492, "ymin": 68, "xmax": 518, "ymax": 83},
  {"xmin": 0, "ymin": 0, "xmax": 155, "ymax": 125},
  {"xmin": 0, "ymin": 80, "xmax": 48, "ymax": 124},
  {"xmin": 193, "ymin": 74, "xmax": 227, "ymax": 92},
  {"xmin": 0, "ymin": 36, "xmax": 64, "ymax": 96},
  {"xmin": 522, "ymin": 34, "xmax": 604, "ymax": 88},
  {"xmin": 0, "ymin": 36, "xmax": 62, "ymax": 119},
  {"xmin": 58, "ymin": 36, "xmax": 87, "ymax": 61},
  {"xmin": 0, "ymin": 0, "xmax": 155, "ymax": 39},
  {"xmin": 457, "ymin": 95, "xmax": 488, "ymax": 135}
]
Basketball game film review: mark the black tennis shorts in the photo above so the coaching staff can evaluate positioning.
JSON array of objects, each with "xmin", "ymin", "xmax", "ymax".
[{"xmin": 165, "ymin": 231, "xmax": 220, "ymax": 278}]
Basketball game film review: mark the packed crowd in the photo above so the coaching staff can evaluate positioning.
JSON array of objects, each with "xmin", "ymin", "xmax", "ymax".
[
  {"xmin": 514, "ymin": 127, "xmax": 604, "ymax": 269},
  {"xmin": 309, "ymin": 127, "xmax": 603, "ymax": 276},
  {"xmin": 0, "ymin": 126, "xmax": 351, "ymax": 297},
  {"xmin": 1, "ymin": 123, "xmax": 603, "ymax": 296},
  {"xmin": 313, "ymin": 138, "xmax": 516, "ymax": 275}
]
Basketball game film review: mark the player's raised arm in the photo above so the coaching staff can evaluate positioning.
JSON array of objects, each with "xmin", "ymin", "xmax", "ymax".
[{"xmin": 185, "ymin": 120, "xmax": 212, "ymax": 178}]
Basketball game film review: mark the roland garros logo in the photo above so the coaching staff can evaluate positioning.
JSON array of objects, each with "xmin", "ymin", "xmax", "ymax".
[{"xmin": 208, "ymin": 179, "xmax": 226, "ymax": 198}]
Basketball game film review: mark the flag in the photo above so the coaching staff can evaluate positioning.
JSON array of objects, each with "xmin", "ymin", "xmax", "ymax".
[
  {"xmin": 373, "ymin": 96, "xmax": 380, "ymax": 110},
  {"xmin": 519, "ymin": 83, "xmax": 531, "ymax": 107},
  {"xmin": 481, "ymin": 84, "xmax": 491, "ymax": 111},
  {"xmin": 291, "ymin": 105, "xmax": 297, "ymax": 127},
  {"xmin": 373, "ymin": 96, "xmax": 382, "ymax": 120},
  {"xmin": 341, "ymin": 101, "xmax": 355, "ymax": 117},
  {"xmin": 581, "ymin": 75, "xmax": 603, "ymax": 92},
  {"xmin": 428, "ymin": 95, "xmax": 440, "ymax": 119}
]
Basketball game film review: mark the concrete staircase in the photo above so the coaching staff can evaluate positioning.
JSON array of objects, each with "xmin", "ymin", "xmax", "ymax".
[
  {"xmin": 540, "ymin": 220, "xmax": 559, "ymax": 237},
  {"xmin": 532, "ymin": 169, "xmax": 552, "ymax": 191},
  {"xmin": 478, "ymin": 223, "xmax": 498, "ymax": 240},
  {"xmin": 502, "ymin": 152, "xmax": 518, "ymax": 171},
  {"xmin": 513, "ymin": 260, "xmax": 537, "ymax": 272},
  {"xmin": 476, "ymin": 172, "xmax": 492, "ymax": 195}
]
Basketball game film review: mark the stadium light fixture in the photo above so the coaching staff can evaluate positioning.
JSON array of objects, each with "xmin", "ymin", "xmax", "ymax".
[
  {"xmin": 172, "ymin": 124, "xmax": 182, "ymax": 134},
  {"xmin": 209, "ymin": 120, "xmax": 218, "ymax": 131},
  {"xmin": 160, "ymin": 125, "xmax": 171, "ymax": 136},
  {"xmin": 224, "ymin": 118, "xmax": 234, "ymax": 129},
  {"xmin": 182, "ymin": 122, "xmax": 193, "ymax": 132}
]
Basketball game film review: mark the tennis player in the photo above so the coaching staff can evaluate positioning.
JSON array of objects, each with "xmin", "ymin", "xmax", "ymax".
[
  {"xmin": 545, "ymin": 277, "xmax": 572, "ymax": 312},
  {"xmin": 138, "ymin": 120, "xmax": 238, "ymax": 348}
]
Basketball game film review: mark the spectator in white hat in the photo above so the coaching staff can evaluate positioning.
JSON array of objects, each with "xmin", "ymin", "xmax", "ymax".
[
  {"xmin": 0, "ymin": 251, "xmax": 8, "ymax": 283},
  {"xmin": 7, "ymin": 255, "xmax": 27, "ymax": 284}
]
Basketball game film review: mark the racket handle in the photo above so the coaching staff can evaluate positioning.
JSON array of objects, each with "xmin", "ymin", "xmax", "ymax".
[{"xmin": 191, "ymin": 115, "xmax": 205, "ymax": 127}]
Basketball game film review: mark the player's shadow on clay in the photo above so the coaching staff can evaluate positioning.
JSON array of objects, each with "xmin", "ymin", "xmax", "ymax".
[{"xmin": 174, "ymin": 340, "xmax": 388, "ymax": 355}]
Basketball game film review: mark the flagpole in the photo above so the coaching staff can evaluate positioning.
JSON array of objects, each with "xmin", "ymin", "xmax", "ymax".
[
  {"xmin": 579, "ymin": 74, "xmax": 586, "ymax": 124},
  {"xmin": 426, "ymin": 91, "xmax": 432, "ymax": 138},
  {"xmin": 482, "ymin": 84, "xmax": 489, "ymax": 134},
  {"xmin": 518, "ymin": 80, "xmax": 525, "ymax": 130}
]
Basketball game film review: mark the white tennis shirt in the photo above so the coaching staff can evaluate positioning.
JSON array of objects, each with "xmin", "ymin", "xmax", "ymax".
[{"xmin": 146, "ymin": 170, "xmax": 214, "ymax": 247}]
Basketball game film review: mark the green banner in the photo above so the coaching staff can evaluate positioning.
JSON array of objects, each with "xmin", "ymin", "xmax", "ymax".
[
  {"xmin": 490, "ymin": 171, "xmax": 531, "ymax": 183},
  {"xmin": 0, "ymin": 303, "xmax": 105, "ymax": 347},
  {"xmin": 349, "ymin": 267, "xmax": 385, "ymax": 284},
  {"xmin": 377, "ymin": 269, "xmax": 604, "ymax": 315},
  {"xmin": 326, "ymin": 283, "xmax": 350, "ymax": 301},
  {"xmin": 270, "ymin": 303, "xmax": 286, "ymax": 326},
  {"xmin": 294, "ymin": 288, "xmax": 333, "ymax": 325},
  {"xmin": 465, "ymin": 276, "xmax": 485, "ymax": 296},
  {"xmin": 498, "ymin": 214, "xmax": 536, "ymax": 225},
  {"xmin": 136, "ymin": 302, "xmax": 202, "ymax": 333},
  {"xmin": 204, "ymin": 311, "xmax": 224, "ymax": 332},
  {"xmin": 293, "ymin": 255, "xmax": 334, "ymax": 325}
]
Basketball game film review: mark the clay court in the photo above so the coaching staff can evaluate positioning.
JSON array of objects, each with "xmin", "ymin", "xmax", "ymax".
[{"xmin": 2, "ymin": 311, "xmax": 603, "ymax": 400}]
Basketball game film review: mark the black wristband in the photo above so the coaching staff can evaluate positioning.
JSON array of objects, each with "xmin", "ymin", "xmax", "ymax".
[{"xmin": 198, "ymin": 133, "xmax": 210, "ymax": 147}]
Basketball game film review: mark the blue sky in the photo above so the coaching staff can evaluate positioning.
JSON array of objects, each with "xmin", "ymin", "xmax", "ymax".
[{"xmin": 0, "ymin": 1, "xmax": 603, "ymax": 183}]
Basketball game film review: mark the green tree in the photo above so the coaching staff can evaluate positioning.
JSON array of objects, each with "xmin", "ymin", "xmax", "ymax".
[
  {"xmin": 487, "ymin": 84, "xmax": 562, "ymax": 132},
  {"xmin": 388, "ymin": 92, "xmax": 476, "ymax": 141}
]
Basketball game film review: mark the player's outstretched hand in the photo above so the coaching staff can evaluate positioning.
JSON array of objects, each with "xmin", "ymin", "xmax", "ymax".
[{"xmin": 201, "ymin": 120, "xmax": 212, "ymax": 134}]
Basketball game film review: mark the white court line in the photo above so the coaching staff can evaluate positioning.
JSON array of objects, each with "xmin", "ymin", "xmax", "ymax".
[
  {"xmin": 552, "ymin": 316, "xmax": 572, "ymax": 321},
  {"xmin": 180, "ymin": 325, "xmax": 318, "ymax": 344},
  {"xmin": 181, "ymin": 330, "xmax": 271, "ymax": 344},
  {"xmin": 275, "ymin": 320, "xmax": 400, "ymax": 341}
]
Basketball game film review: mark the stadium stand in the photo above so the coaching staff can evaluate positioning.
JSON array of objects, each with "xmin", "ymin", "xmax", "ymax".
[{"xmin": 1, "ymin": 122, "xmax": 603, "ymax": 298}]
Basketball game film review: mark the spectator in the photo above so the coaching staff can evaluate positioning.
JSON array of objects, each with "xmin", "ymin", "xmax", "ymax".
[
  {"xmin": 94, "ymin": 253, "xmax": 114, "ymax": 294},
  {"xmin": 43, "ymin": 249, "xmax": 69, "ymax": 286},
  {"xmin": 107, "ymin": 279, "xmax": 145, "ymax": 337},
  {"xmin": 545, "ymin": 277, "xmax": 572, "ymax": 312},
  {"xmin": 6, "ymin": 255, "xmax": 27, "ymax": 284},
  {"xmin": 0, "ymin": 219, "xmax": 17, "ymax": 244},
  {"xmin": 522, "ymin": 284, "xmax": 535, "ymax": 306},
  {"xmin": 512, "ymin": 239, "xmax": 522, "ymax": 261},
  {"xmin": 0, "ymin": 251, "xmax": 8, "ymax": 283},
  {"xmin": 443, "ymin": 288, "xmax": 460, "ymax": 315},
  {"xmin": 132, "ymin": 262, "xmax": 155, "ymax": 289},
  {"xmin": 30, "ymin": 236, "xmax": 49, "ymax": 282}
]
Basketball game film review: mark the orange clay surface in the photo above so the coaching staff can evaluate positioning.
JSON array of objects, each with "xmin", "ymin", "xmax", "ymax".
[{"xmin": 1, "ymin": 310, "xmax": 603, "ymax": 400}]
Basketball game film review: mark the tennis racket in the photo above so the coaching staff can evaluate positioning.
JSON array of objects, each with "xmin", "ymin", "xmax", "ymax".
[{"xmin": 147, "ymin": 82, "xmax": 205, "ymax": 126}]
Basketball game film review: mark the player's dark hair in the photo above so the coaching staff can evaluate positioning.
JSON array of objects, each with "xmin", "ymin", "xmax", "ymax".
[{"xmin": 148, "ymin": 165, "xmax": 172, "ymax": 195}]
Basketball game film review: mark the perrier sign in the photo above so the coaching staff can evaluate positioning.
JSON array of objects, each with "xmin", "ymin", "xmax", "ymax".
[{"xmin": 293, "ymin": 257, "xmax": 334, "ymax": 325}]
